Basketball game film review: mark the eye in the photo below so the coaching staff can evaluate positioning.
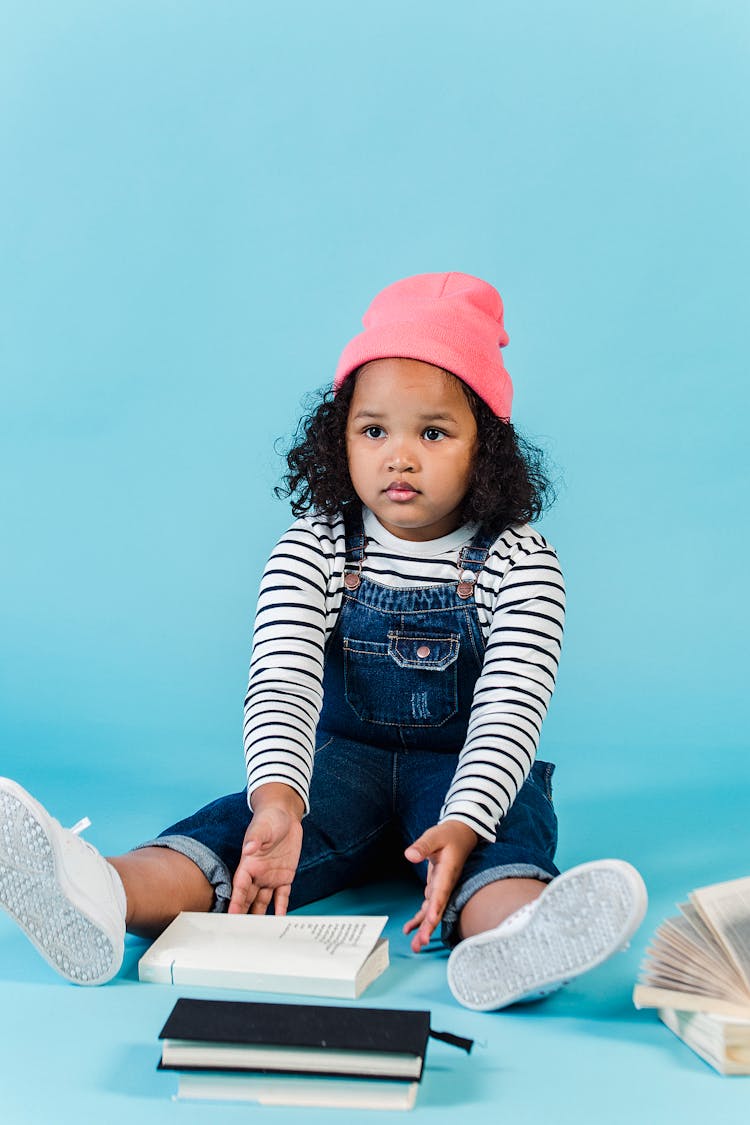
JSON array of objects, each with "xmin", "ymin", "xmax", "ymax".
[
  {"xmin": 364, "ymin": 425, "xmax": 385, "ymax": 439},
  {"xmin": 423, "ymin": 427, "xmax": 446, "ymax": 442}
]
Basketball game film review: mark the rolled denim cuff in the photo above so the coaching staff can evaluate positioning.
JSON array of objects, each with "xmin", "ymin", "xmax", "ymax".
[
  {"xmin": 441, "ymin": 862, "xmax": 555, "ymax": 947},
  {"xmin": 133, "ymin": 834, "xmax": 233, "ymax": 912}
]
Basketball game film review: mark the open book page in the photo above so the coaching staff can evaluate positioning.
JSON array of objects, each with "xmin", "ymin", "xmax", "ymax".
[
  {"xmin": 690, "ymin": 876, "xmax": 750, "ymax": 992},
  {"xmin": 639, "ymin": 914, "xmax": 743, "ymax": 1002},
  {"xmin": 679, "ymin": 901, "xmax": 722, "ymax": 949},
  {"xmin": 140, "ymin": 913, "xmax": 388, "ymax": 986},
  {"xmin": 640, "ymin": 969, "xmax": 738, "ymax": 1001},
  {"xmin": 633, "ymin": 984, "xmax": 750, "ymax": 1020},
  {"xmin": 666, "ymin": 913, "xmax": 749, "ymax": 993},
  {"xmin": 634, "ymin": 883, "xmax": 750, "ymax": 1018},
  {"xmin": 661, "ymin": 916, "xmax": 733, "ymax": 979}
]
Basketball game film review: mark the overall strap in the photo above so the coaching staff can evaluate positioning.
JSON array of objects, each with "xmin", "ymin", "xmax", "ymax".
[
  {"xmin": 342, "ymin": 505, "xmax": 366, "ymax": 590},
  {"xmin": 456, "ymin": 525, "xmax": 496, "ymax": 599}
]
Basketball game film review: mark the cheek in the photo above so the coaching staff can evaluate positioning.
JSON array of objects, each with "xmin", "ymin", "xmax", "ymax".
[
  {"xmin": 345, "ymin": 443, "xmax": 367, "ymax": 487},
  {"xmin": 454, "ymin": 448, "xmax": 477, "ymax": 495},
  {"xmin": 463, "ymin": 440, "xmax": 478, "ymax": 478}
]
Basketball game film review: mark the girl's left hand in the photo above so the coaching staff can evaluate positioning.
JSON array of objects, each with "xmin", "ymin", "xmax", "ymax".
[{"xmin": 403, "ymin": 820, "xmax": 478, "ymax": 952}]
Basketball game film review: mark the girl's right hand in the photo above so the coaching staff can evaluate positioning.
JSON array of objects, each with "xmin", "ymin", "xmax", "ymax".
[{"xmin": 228, "ymin": 787, "xmax": 304, "ymax": 916}]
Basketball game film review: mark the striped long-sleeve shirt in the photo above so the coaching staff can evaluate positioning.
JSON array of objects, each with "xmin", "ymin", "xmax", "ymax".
[{"xmin": 243, "ymin": 506, "xmax": 565, "ymax": 842}]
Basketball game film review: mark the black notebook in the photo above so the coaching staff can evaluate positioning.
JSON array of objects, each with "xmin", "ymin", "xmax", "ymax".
[{"xmin": 158, "ymin": 997, "xmax": 469, "ymax": 1081}]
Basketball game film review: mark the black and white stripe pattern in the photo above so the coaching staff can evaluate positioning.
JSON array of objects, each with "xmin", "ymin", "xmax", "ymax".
[{"xmin": 243, "ymin": 508, "xmax": 565, "ymax": 842}]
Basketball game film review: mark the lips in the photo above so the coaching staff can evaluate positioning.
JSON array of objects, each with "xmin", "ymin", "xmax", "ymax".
[{"xmin": 385, "ymin": 482, "xmax": 419, "ymax": 502}]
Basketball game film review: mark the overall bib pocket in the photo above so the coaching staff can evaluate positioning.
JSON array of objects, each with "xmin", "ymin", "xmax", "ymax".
[{"xmin": 343, "ymin": 632, "xmax": 460, "ymax": 727}]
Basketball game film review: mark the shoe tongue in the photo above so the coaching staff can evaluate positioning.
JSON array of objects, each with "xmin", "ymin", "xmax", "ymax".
[{"xmin": 69, "ymin": 816, "xmax": 92, "ymax": 836}]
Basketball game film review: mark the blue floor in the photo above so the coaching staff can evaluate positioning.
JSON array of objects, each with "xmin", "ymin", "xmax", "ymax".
[{"xmin": 1, "ymin": 752, "xmax": 749, "ymax": 1124}]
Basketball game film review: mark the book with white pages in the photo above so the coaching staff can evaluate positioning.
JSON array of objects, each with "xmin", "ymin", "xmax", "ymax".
[
  {"xmin": 139, "ymin": 912, "xmax": 389, "ymax": 999},
  {"xmin": 156, "ymin": 997, "xmax": 473, "ymax": 1110},
  {"xmin": 633, "ymin": 875, "xmax": 750, "ymax": 1019},
  {"xmin": 658, "ymin": 1008, "xmax": 750, "ymax": 1076},
  {"xmin": 174, "ymin": 1070, "xmax": 419, "ymax": 1109},
  {"xmin": 158, "ymin": 998, "xmax": 432, "ymax": 1079}
]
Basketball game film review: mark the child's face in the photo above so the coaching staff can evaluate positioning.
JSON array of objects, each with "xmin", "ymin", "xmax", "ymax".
[{"xmin": 345, "ymin": 358, "xmax": 478, "ymax": 541}]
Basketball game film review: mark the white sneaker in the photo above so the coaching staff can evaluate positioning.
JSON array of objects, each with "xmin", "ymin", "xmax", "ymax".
[
  {"xmin": 0, "ymin": 777, "xmax": 126, "ymax": 985},
  {"xmin": 447, "ymin": 859, "xmax": 648, "ymax": 1011}
]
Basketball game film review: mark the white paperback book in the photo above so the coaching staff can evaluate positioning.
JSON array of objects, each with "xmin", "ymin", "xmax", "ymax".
[
  {"xmin": 139, "ymin": 913, "xmax": 389, "ymax": 999},
  {"xmin": 175, "ymin": 1071, "xmax": 418, "ymax": 1110}
]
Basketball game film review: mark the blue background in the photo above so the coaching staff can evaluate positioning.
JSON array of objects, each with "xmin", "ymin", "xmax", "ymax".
[{"xmin": 1, "ymin": 2, "xmax": 748, "ymax": 1121}]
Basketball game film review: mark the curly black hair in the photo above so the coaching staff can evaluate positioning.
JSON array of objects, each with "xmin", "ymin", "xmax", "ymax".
[{"xmin": 275, "ymin": 370, "xmax": 555, "ymax": 535}]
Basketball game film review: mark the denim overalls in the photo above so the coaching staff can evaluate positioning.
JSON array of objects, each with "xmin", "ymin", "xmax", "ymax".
[{"xmin": 150, "ymin": 511, "xmax": 559, "ymax": 945}]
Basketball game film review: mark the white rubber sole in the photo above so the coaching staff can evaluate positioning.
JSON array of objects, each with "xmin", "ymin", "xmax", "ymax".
[
  {"xmin": 447, "ymin": 859, "xmax": 648, "ymax": 1011},
  {"xmin": 0, "ymin": 779, "xmax": 122, "ymax": 985}
]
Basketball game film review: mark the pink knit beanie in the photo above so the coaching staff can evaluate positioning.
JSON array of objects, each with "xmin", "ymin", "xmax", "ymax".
[{"xmin": 334, "ymin": 272, "xmax": 513, "ymax": 419}]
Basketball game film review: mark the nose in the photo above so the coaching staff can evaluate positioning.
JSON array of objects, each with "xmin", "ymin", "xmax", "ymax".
[
  {"xmin": 385, "ymin": 430, "xmax": 420, "ymax": 473},
  {"xmin": 387, "ymin": 445, "xmax": 416, "ymax": 472}
]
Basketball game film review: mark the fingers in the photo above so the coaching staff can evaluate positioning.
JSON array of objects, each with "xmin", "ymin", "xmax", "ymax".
[
  {"xmin": 229, "ymin": 872, "xmax": 293, "ymax": 917},
  {"xmin": 403, "ymin": 901, "xmax": 428, "ymax": 935},
  {"xmin": 229, "ymin": 829, "xmax": 274, "ymax": 914},
  {"xmin": 272, "ymin": 884, "xmax": 291, "ymax": 916},
  {"xmin": 419, "ymin": 862, "xmax": 456, "ymax": 933},
  {"xmin": 249, "ymin": 886, "xmax": 274, "ymax": 915},
  {"xmin": 242, "ymin": 805, "xmax": 296, "ymax": 857},
  {"xmin": 242, "ymin": 815, "xmax": 275, "ymax": 856},
  {"xmin": 404, "ymin": 826, "xmax": 441, "ymax": 865},
  {"xmin": 225, "ymin": 878, "xmax": 293, "ymax": 919},
  {"xmin": 228, "ymin": 865, "xmax": 259, "ymax": 914},
  {"xmin": 404, "ymin": 881, "xmax": 447, "ymax": 951},
  {"xmin": 404, "ymin": 832, "xmax": 469, "ymax": 952},
  {"xmin": 411, "ymin": 903, "xmax": 442, "ymax": 952},
  {"xmin": 406, "ymin": 911, "xmax": 437, "ymax": 952},
  {"xmin": 229, "ymin": 811, "xmax": 302, "ymax": 916}
]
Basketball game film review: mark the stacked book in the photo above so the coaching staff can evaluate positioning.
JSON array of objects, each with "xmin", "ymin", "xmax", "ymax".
[
  {"xmin": 157, "ymin": 997, "xmax": 464, "ymax": 1109},
  {"xmin": 633, "ymin": 874, "xmax": 750, "ymax": 1075}
]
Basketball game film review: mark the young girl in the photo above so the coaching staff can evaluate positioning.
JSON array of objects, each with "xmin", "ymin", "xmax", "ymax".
[{"xmin": 0, "ymin": 272, "xmax": 646, "ymax": 1009}]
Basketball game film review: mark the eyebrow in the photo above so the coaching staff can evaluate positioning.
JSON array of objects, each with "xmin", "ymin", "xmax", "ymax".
[{"xmin": 351, "ymin": 410, "xmax": 458, "ymax": 422}]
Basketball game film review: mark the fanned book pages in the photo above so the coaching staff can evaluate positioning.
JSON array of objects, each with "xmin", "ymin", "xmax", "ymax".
[
  {"xmin": 633, "ymin": 876, "xmax": 750, "ymax": 1076},
  {"xmin": 139, "ymin": 913, "xmax": 388, "ymax": 999},
  {"xmin": 633, "ymin": 875, "xmax": 750, "ymax": 1020}
]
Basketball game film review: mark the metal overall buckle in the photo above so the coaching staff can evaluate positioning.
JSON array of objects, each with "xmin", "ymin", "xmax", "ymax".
[{"xmin": 456, "ymin": 543, "xmax": 478, "ymax": 600}]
